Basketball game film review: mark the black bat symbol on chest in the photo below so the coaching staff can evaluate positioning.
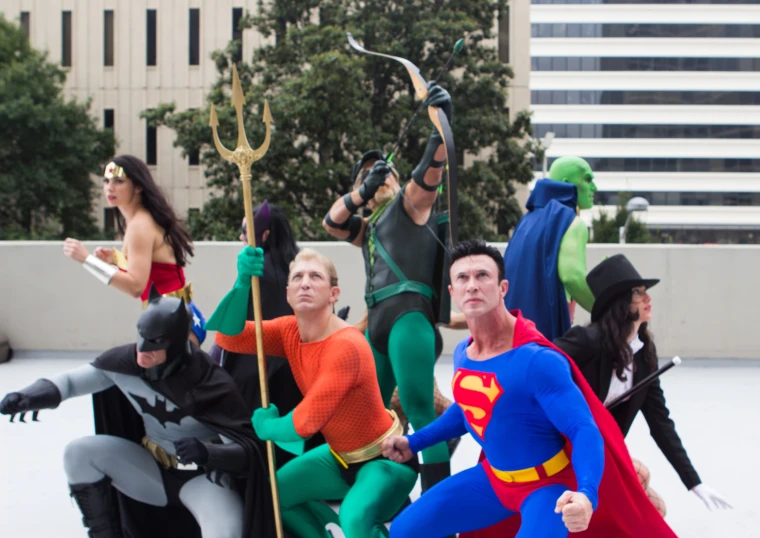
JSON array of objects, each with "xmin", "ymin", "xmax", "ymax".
[{"xmin": 128, "ymin": 392, "xmax": 186, "ymax": 427}]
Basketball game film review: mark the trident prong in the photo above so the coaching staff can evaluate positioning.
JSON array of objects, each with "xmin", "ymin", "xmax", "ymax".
[{"xmin": 207, "ymin": 64, "xmax": 272, "ymax": 175}]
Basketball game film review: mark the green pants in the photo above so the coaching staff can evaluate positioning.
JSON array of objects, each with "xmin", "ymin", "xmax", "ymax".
[
  {"xmin": 369, "ymin": 311, "xmax": 450, "ymax": 464},
  {"xmin": 279, "ymin": 445, "xmax": 417, "ymax": 538}
]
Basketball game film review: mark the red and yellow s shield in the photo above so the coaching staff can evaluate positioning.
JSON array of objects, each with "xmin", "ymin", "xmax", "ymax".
[{"xmin": 452, "ymin": 369, "xmax": 504, "ymax": 441}]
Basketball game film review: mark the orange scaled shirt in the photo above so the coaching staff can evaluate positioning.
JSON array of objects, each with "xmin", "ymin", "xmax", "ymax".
[{"xmin": 216, "ymin": 316, "xmax": 392, "ymax": 453}]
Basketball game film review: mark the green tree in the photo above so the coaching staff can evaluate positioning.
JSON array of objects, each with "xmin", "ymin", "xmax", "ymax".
[
  {"xmin": 145, "ymin": 1, "xmax": 535, "ymax": 241},
  {"xmin": 591, "ymin": 193, "xmax": 651, "ymax": 244},
  {"xmin": 0, "ymin": 14, "xmax": 116, "ymax": 239}
]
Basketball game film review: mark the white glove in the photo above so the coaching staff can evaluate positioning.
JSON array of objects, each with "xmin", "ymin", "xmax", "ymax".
[{"xmin": 691, "ymin": 483, "xmax": 733, "ymax": 510}]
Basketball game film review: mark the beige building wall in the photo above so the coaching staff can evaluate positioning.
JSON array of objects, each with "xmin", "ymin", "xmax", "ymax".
[
  {"xmin": 508, "ymin": 0, "xmax": 533, "ymax": 210},
  {"xmin": 479, "ymin": 0, "xmax": 533, "ymax": 214},
  {"xmin": 1, "ymin": 0, "xmax": 266, "ymax": 226},
  {"xmin": 3, "ymin": 1, "xmax": 532, "ymax": 232}
]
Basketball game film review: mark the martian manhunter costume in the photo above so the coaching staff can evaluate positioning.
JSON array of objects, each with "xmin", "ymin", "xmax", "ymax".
[{"xmin": 503, "ymin": 156, "xmax": 597, "ymax": 341}]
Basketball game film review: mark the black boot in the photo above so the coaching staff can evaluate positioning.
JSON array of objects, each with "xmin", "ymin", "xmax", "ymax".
[
  {"xmin": 69, "ymin": 477, "xmax": 122, "ymax": 538},
  {"xmin": 420, "ymin": 461, "xmax": 451, "ymax": 493}
]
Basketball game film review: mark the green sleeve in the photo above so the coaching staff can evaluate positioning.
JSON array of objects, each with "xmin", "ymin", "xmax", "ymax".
[{"xmin": 558, "ymin": 217, "xmax": 595, "ymax": 313}]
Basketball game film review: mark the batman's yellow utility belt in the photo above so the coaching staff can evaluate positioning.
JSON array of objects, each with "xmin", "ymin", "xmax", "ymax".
[
  {"xmin": 329, "ymin": 410, "xmax": 402, "ymax": 468},
  {"xmin": 141, "ymin": 436, "xmax": 198, "ymax": 471}
]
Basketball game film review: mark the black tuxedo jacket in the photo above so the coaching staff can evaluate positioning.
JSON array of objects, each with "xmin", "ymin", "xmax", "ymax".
[{"xmin": 554, "ymin": 325, "xmax": 701, "ymax": 490}]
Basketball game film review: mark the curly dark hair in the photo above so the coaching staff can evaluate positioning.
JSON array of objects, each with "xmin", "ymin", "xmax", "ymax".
[
  {"xmin": 110, "ymin": 155, "xmax": 194, "ymax": 267},
  {"xmin": 595, "ymin": 291, "xmax": 657, "ymax": 381}
]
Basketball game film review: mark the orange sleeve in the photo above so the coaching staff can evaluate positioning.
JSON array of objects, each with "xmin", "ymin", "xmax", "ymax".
[
  {"xmin": 214, "ymin": 319, "xmax": 287, "ymax": 358},
  {"xmin": 292, "ymin": 339, "xmax": 361, "ymax": 439}
]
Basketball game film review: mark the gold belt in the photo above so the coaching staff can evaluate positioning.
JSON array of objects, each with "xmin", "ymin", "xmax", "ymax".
[
  {"xmin": 142, "ymin": 282, "xmax": 194, "ymax": 309},
  {"xmin": 330, "ymin": 409, "xmax": 402, "ymax": 468},
  {"xmin": 142, "ymin": 436, "xmax": 178, "ymax": 469},
  {"xmin": 490, "ymin": 447, "xmax": 570, "ymax": 483},
  {"xmin": 141, "ymin": 436, "xmax": 198, "ymax": 471}
]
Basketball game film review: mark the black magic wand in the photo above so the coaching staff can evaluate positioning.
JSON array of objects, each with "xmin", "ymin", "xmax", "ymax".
[{"xmin": 605, "ymin": 356, "xmax": 682, "ymax": 410}]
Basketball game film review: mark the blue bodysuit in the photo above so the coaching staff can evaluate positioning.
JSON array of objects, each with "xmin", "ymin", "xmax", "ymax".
[{"xmin": 391, "ymin": 338, "xmax": 604, "ymax": 538}]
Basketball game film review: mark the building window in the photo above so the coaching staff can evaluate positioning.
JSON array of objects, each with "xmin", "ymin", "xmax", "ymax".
[
  {"xmin": 187, "ymin": 108, "xmax": 200, "ymax": 165},
  {"xmin": 146, "ymin": 116, "xmax": 157, "ymax": 165},
  {"xmin": 498, "ymin": 5, "xmax": 510, "ymax": 63},
  {"xmin": 531, "ymin": 23, "xmax": 760, "ymax": 39},
  {"xmin": 189, "ymin": 9, "xmax": 200, "ymax": 66},
  {"xmin": 104, "ymin": 10, "xmax": 114, "ymax": 66},
  {"xmin": 62, "ymin": 11, "xmax": 72, "ymax": 67},
  {"xmin": 533, "ymin": 124, "xmax": 760, "ymax": 140},
  {"xmin": 541, "ymin": 157, "xmax": 760, "ymax": 174},
  {"xmin": 147, "ymin": 10, "xmax": 157, "ymax": 66},
  {"xmin": 20, "ymin": 12, "xmax": 30, "ymax": 38},
  {"xmin": 531, "ymin": 56, "xmax": 760, "ymax": 72},
  {"xmin": 104, "ymin": 207, "xmax": 116, "ymax": 233},
  {"xmin": 531, "ymin": 90, "xmax": 760, "ymax": 106},
  {"xmin": 104, "ymin": 109, "xmax": 114, "ymax": 130},
  {"xmin": 232, "ymin": 7, "xmax": 243, "ymax": 63}
]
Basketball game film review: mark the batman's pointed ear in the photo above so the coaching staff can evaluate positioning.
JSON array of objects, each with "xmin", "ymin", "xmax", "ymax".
[
  {"xmin": 174, "ymin": 296, "xmax": 190, "ymax": 322},
  {"xmin": 148, "ymin": 284, "xmax": 161, "ymax": 302}
]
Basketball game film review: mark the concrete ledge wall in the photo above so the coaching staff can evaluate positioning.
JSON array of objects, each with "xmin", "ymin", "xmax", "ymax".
[{"xmin": 1, "ymin": 242, "xmax": 758, "ymax": 358}]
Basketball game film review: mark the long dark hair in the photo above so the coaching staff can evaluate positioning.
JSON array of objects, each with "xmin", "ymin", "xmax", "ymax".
[
  {"xmin": 110, "ymin": 155, "xmax": 194, "ymax": 266},
  {"xmin": 255, "ymin": 202, "xmax": 299, "ymax": 281},
  {"xmin": 594, "ymin": 292, "xmax": 657, "ymax": 381}
]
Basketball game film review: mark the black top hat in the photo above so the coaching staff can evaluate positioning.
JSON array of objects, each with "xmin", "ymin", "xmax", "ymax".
[{"xmin": 587, "ymin": 254, "xmax": 660, "ymax": 322}]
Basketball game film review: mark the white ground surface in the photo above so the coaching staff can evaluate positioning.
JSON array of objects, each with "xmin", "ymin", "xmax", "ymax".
[{"xmin": 0, "ymin": 354, "xmax": 758, "ymax": 537}]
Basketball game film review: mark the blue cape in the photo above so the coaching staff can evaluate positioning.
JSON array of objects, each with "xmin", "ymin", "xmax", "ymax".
[{"xmin": 503, "ymin": 179, "xmax": 578, "ymax": 341}]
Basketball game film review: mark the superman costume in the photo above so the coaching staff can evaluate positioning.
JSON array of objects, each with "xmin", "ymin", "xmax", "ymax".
[
  {"xmin": 503, "ymin": 180, "xmax": 578, "ymax": 341},
  {"xmin": 392, "ymin": 313, "xmax": 678, "ymax": 538},
  {"xmin": 392, "ymin": 312, "xmax": 603, "ymax": 537}
]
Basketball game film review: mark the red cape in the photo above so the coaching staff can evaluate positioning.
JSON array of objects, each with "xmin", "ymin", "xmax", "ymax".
[{"xmin": 461, "ymin": 313, "xmax": 678, "ymax": 538}]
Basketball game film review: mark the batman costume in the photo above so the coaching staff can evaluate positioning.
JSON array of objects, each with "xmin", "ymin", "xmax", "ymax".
[{"xmin": 0, "ymin": 287, "xmax": 275, "ymax": 538}]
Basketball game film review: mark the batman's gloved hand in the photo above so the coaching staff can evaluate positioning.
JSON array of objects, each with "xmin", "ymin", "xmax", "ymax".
[
  {"xmin": 0, "ymin": 379, "xmax": 61, "ymax": 423},
  {"xmin": 174, "ymin": 437, "xmax": 209, "ymax": 465},
  {"xmin": 336, "ymin": 306, "xmax": 351, "ymax": 321}
]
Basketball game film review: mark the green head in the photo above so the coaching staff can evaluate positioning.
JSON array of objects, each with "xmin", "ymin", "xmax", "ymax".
[{"xmin": 548, "ymin": 156, "xmax": 597, "ymax": 210}]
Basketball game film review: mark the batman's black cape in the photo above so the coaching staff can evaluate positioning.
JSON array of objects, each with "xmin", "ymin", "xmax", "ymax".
[{"xmin": 91, "ymin": 343, "xmax": 275, "ymax": 538}]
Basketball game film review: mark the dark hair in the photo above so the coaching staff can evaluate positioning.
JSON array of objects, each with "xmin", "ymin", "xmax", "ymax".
[
  {"xmin": 255, "ymin": 202, "xmax": 300, "ymax": 279},
  {"xmin": 594, "ymin": 291, "xmax": 657, "ymax": 381},
  {"xmin": 110, "ymin": 155, "xmax": 194, "ymax": 266},
  {"xmin": 450, "ymin": 239, "xmax": 505, "ymax": 281}
]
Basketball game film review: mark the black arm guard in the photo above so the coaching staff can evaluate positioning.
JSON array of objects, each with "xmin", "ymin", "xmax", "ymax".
[
  {"xmin": 324, "ymin": 210, "xmax": 350, "ymax": 231},
  {"xmin": 343, "ymin": 193, "xmax": 362, "ymax": 213},
  {"xmin": 344, "ymin": 215, "xmax": 363, "ymax": 243},
  {"xmin": 0, "ymin": 378, "xmax": 62, "ymax": 416},
  {"xmin": 411, "ymin": 130, "xmax": 445, "ymax": 191},
  {"xmin": 205, "ymin": 441, "xmax": 249, "ymax": 474}
]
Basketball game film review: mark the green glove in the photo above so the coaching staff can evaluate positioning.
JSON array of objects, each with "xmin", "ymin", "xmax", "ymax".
[
  {"xmin": 205, "ymin": 246, "xmax": 264, "ymax": 334},
  {"xmin": 252, "ymin": 405, "xmax": 306, "ymax": 456}
]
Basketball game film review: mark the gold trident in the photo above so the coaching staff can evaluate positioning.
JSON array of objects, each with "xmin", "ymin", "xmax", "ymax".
[{"xmin": 209, "ymin": 64, "xmax": 283, "ymax": 537}]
